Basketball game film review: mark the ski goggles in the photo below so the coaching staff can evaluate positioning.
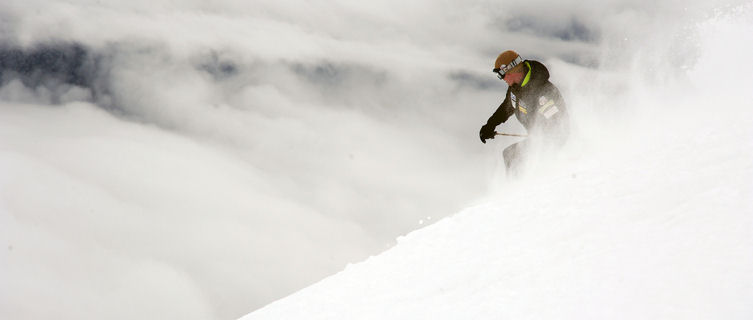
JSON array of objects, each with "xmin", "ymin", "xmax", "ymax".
[{"xmin": 493, "ymin": 55, "xmax": 524, "ymax": 80}]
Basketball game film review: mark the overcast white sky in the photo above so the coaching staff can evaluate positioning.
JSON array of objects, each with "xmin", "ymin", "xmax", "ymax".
[{"xmin": 1, "ymin": 0, "xmax": 750, "ymax": 319}]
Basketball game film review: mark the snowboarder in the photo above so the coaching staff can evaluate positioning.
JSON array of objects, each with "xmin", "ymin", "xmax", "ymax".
[{"xmin": 479, "ymin": 50, "xmax": 569, "ymax": 174}]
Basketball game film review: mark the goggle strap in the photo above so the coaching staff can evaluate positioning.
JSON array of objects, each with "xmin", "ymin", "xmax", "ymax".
[{"xmin": 500, "ymin": 56, "xmax": 524, "ymax": 73}]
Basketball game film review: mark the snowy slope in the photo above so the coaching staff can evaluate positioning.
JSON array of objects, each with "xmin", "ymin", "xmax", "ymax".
[
  {"xmin": 241, "ymin": 105, "xmax": 753, "ymax": 320},
  {"xmin": 240, "ymin": 9, "xmax": 753, "ymax": 320}
]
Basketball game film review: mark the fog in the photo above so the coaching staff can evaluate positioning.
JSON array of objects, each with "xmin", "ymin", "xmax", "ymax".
[{"xmin": 1, "ymin": 1, "xmax": 750, "ymax": 319}]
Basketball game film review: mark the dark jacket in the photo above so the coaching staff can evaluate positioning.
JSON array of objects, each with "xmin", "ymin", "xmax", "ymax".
[{"xmin": 485, "ymin": 60, "xmax": 569, "ymax": 141}]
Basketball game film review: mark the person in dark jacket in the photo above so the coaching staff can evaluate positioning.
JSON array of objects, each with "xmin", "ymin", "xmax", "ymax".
[{"xmin": 479, "ymin": 50, "xmax": 569, "ymax": 174}]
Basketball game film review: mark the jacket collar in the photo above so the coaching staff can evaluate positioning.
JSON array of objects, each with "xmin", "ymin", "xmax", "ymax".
[{"xmin": 520, "ymin": 61, "xmax": 532, "ymax": 87}]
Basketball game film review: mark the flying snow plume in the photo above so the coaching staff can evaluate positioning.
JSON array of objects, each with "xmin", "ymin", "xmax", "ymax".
[{"xmin": 1, "ymin": 1, "xmax": 751, "ymax": 320}]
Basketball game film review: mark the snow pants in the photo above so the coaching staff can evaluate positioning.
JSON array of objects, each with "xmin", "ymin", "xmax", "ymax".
[
  {"xmin": 502, "ymin": 134, "xmax": 568, "ymax": 175},
  {"xmin": 502, "ymin": 140, "xmax": 529, "ymax": 175}
]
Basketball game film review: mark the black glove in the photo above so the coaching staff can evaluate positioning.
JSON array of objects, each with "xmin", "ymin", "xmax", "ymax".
[{"xmin": 479, "ymin": 124, "xmax": 496, "ymax": 144}]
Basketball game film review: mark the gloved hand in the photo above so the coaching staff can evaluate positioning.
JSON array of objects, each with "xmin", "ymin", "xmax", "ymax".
[{"xmin": 479, "ymin": 124, "xmax": 496, "ymax": 144}]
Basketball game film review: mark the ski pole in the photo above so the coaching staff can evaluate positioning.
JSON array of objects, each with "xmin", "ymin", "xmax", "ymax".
[{"xmin": 495, "ymin": 131, "xmax": 527, "ymax": 137}]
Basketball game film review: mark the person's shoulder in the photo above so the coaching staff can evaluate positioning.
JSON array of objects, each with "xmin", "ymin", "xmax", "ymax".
[{"xmin": 525, "ymin": 59, "xmax": 550, "ymax": 82}]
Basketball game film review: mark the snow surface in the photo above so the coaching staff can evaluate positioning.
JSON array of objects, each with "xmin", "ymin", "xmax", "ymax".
[
  {"xmin": 241, "ymin": 8, "xmax": 753, "ymax": 320},
  {"xmin": 242, "ymin": 104, "xmax": 753, "ymax": 319}
]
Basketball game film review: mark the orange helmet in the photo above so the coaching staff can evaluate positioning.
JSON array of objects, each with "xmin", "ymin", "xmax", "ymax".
[{"xmin": 493, "ymin": 50, "xmax": 524, "ymax": 78}]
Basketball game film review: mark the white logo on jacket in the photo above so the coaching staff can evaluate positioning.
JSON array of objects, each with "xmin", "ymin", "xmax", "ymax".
[{"xmin": 536, "ymin": 95, "xmax": 559, "ymax": 119}]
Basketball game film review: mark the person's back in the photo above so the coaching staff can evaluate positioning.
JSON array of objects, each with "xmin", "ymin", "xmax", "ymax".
[{"xmin": 479, "ymin": 50, "xmax": 569, "ymax": 173}]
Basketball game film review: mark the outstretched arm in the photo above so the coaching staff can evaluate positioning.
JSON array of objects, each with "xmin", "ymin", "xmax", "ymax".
[
  {"xmin": 480, "ymin": 90, "xmax": 515, "ymax": 143},
  {"xmin": 486, "ymin": 90, "xmax": 515, "ymax": 128}
]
